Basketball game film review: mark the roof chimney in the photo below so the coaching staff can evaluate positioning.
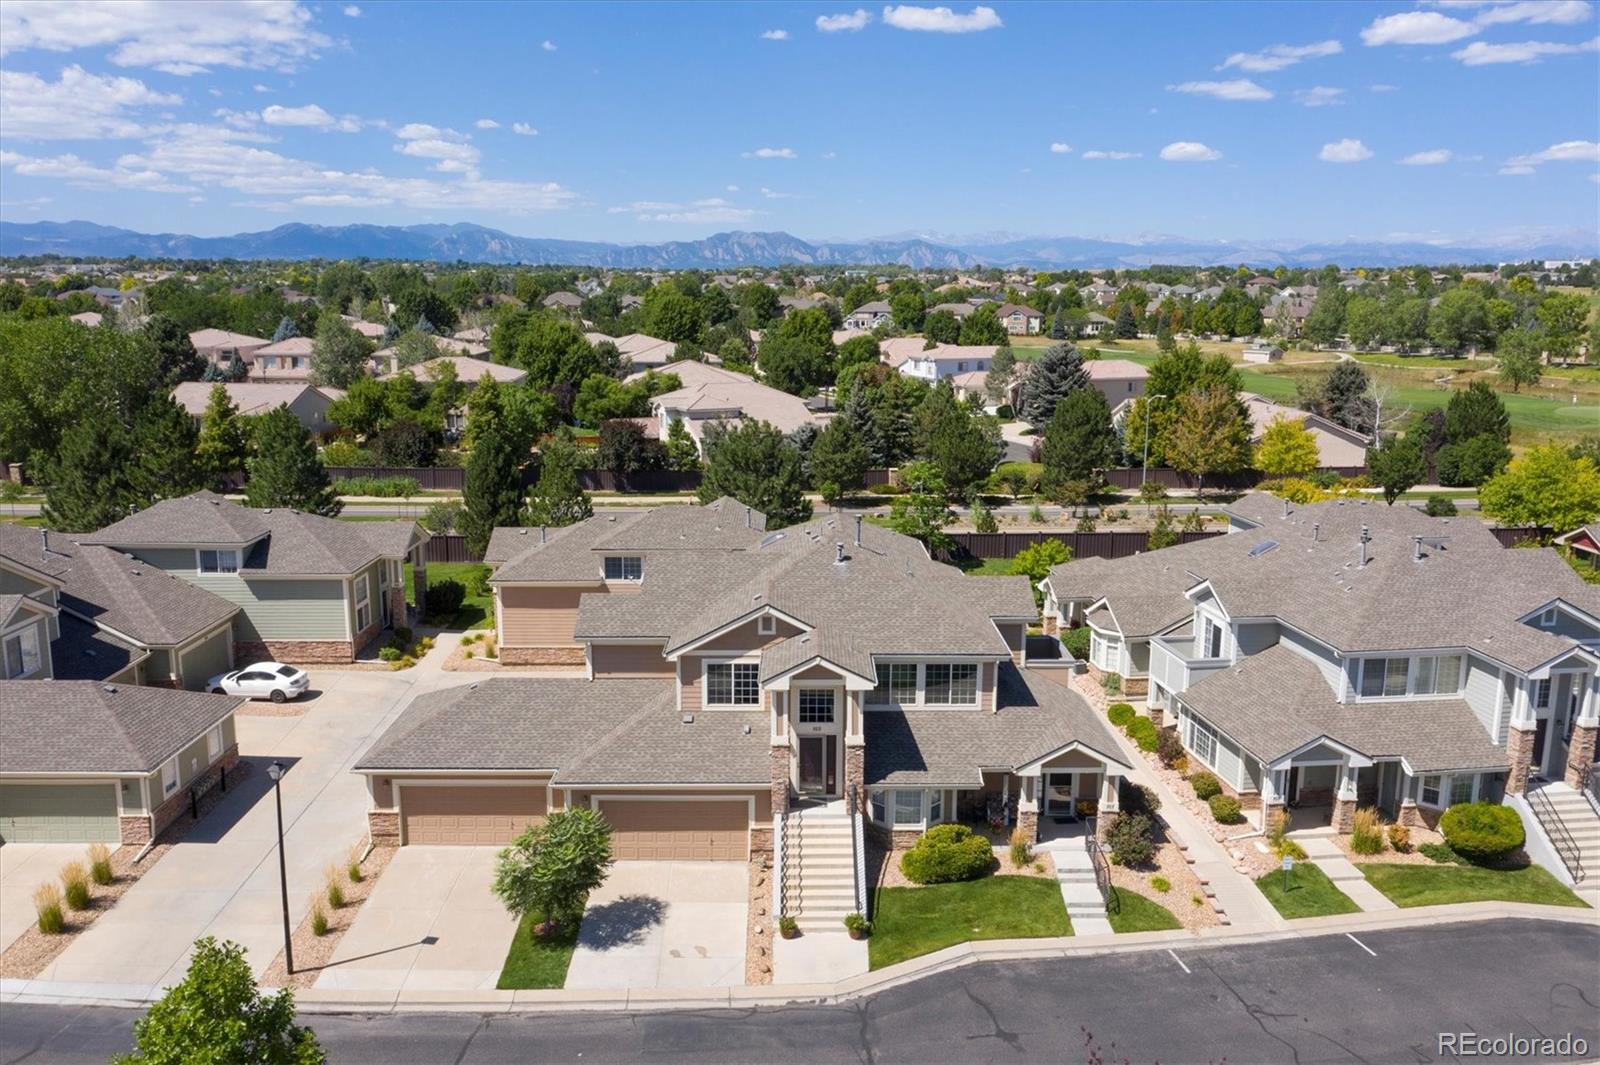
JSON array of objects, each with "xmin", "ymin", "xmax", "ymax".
[
  {"xmin": 854, "ymin": 514, "xmax": 863, "ymax": 548},
  {"xmin": 1412, "ymin": 535, "xmax": 1423, "ymax": 561},
  {"xmin": 835, "ymin": 542, "xmax": 845, "ymax": 563},
  {"xmin": 1358, "ymin": 524, "xmax": 1371, "ymax": 567}
]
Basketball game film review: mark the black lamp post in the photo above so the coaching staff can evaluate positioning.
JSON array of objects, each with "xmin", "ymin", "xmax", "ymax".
[{"xmin": 266, "ymin": 760, "xmax": 293, "ymax": 975}]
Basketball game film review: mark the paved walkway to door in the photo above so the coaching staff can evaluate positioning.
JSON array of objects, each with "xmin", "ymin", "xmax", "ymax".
[
  {"xmin": 564, "ymin": 862, "xmax": 746, "ymax": 989},
  {"xmin": 1297, "ymin": 835, "xmax": 1397, "ymax": 912}
]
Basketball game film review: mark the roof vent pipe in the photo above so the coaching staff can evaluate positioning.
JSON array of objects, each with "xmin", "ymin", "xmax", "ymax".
[
  {"xmin": 1412, "ymin": 535, "xmax": 1423, "ymax": 561},
  {"xmin": 1359, "ymin": 524, "xmax": 1371, "ymax": 567},
  {"xmin": 1312, "ymin": 522, "xmax": 1320, "ymax": 543},
  {"xmin": 540, "ymin": 525, "xmax": 546, "ymax": 544},
  {"xmin": 855, "ymin": 515, "xmax": 863, "ymax": 548},
  {"xmin": 836, "ymin": 542, "xmax": 845, "ymax": 563},
  {"xmin": 1283, "ymin": 497, "xmax": 1290, "ymax": 518},
  {"xmin": 745, "ymin": 506, "xmax": 752, "ymax": 529},
  {"xmin": 40, "ymin": 528, "xmax": 48, "ymax": 553}
]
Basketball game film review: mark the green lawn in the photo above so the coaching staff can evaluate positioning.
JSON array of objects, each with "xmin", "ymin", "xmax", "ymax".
[
  {"xmin": 1255, "ymin": 862, "xmax": 1361, "ymax": 919},
  {"xmin": 1107, "ymin": 888, "xmax": 1181, "ymax": 933},
  {"xmin": 1361, "ymin": 862, "xmax": 1589, "ymax": 909},
  {"xmin": 404, "ymin": 561, "xmax": 492, "ymax": 630},
  {"xmin": 959, "ymin": 557, "xmax": 1017, "ymax": 576},
  {"xmin": 1562, "ymin": 548, "xmax": 1600, "ymax": 585},
  {"xmin": 869, "ymin": 877, "xmax": 1071, "ymax": 969},
  {"xmin": 496, "ymin": 914, "xmax": 580, "ymax": 989}
]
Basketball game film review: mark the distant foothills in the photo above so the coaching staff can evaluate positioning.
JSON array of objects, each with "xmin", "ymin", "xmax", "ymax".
[{"xmin": 1, "ymin": 219, "xmax": 1596, "ymax": 271}]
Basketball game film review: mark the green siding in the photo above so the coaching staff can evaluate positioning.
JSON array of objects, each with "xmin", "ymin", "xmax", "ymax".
[
  {"xmin": 0, "ymin": 782, "xmax": 119, "ymax": 843},
  {"xmin": 221, "ymin": 716, "xmax": 237, "ymax": 752},
  {"xmin": 175, "ymin": 735, "xmax": 210, "ymax": 788},
  {"xmin": 146, "ymin": 647, "xmax": 172, "ymax": 681},
  {"xmin": 179, "ymin": 627, "xmax": 232, "ymax": 690},
  {"xmin": 352, "ymin": 559, "xmax": 385, "ymax": 634},
  {"xmin": 118, "ymin": 776, "xmax": 146, "ymax": 813},
  {"xmin": 128, "ymin": 548, "xmax": 347, "ymax": 641}
]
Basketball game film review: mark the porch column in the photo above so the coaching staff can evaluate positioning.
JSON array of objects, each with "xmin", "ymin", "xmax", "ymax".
[
  {"xmin": 1564, "ymin": 672, "xmax": 1599, "ymax": 790},
  {"xmin": 1506, "ymin": 681, "xmax": 1537, "ymax": 795},
  {"xmin": 1016, "ymin": 775, "xmax": 1039, "ymax": 843},
  {"xmin": 1096, "ymin": 772, "xmax": 1121, "ymax": 843},
  {"xmin": 1331, "ymin": 765, "xmax": 1358, "ymax": 833},
  {"xmin": 1261, "ymin": 768, "xmax": 1287, "ymax": 833},
  {"xmin": 1398, "ymin": 772, "xmax": 1423, "ymax": 828}
]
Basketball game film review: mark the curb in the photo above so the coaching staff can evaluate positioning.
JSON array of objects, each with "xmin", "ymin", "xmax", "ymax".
[{"xmin": 3, "ymin": 904, "xmax": 1592, "ymax": 1014}]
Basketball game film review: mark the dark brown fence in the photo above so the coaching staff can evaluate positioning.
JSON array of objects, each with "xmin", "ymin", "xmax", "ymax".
[
  {"xmin": 576, "ymin": 469, "xmax": 701, "ymax": 493},
  {"xmin": 946, "ymin": 529, "xmax": 1223, "ymax": 560},
  {"xmin": 423, "ymin": 535, "xmax": 476, "ymax": 563},
  {"xmin": 323, "ymin": 465, "xmax": 705, "ymax": 493},
  {"xmin": 1491, "ymin": 526, "xmax": 1551, "ymax": 547},
  {"xmin": 1099, "ymin": 467, "xmax": 1368, "ymax": 491},
  {"xmin": 326, "ymin": 465, "xmax": 467, "ymax": 490}
]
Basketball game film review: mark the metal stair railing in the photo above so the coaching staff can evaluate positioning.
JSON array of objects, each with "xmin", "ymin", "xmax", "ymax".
[
  {"xmin": 780, "ymin": 802, "xmax": 800, "ymax": 917},
  {"xmin": 1585, "ymin": 763, "xmax": 1600, "ymax": 819},
  {"xmin": 848, "ymin": 790, "xmax": 868, "ymax": 919},
  {"xmin": 1527, "ymin": 785, "xmax": 1586, "ymax": 884},
  {"xmin": 1084, "ymin": 818, "xmax": 1120, "ymax": 914}
]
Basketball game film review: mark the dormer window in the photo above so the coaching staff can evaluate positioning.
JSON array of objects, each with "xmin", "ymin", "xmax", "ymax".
[
  {"xmin": 198, "ymin": 549, "xmax": 240, "ymax": 574},
  {"xmin": 602, "ymin": 556, "xmax": 642, "ymax": 582}
]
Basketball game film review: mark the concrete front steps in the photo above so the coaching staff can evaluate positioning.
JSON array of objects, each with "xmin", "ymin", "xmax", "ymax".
[
  {"xmin": 788, "ymin": 803, "xmax": 860, "ymax": 934},
  {"xmin": 1531, "ymin": 782, "xmax": 1600, "ymax": 883},
  {"xmin": 1047, "ymin": 842, "xmax": 1114, "ymax": 936}
]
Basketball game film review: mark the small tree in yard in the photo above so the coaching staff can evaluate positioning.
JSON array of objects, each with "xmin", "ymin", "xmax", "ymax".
[
  {"xmin": 888, "ymin": 461, "xmax": 956, "ymax": 553},
  {"xmin": 1009, "ymin": 539, "xmax": 1071, "ymax": 607},
  {"xmin": 1254, "ymin": 415, "xmax": 1320, "ymax": 478},
  {"xmin": 524, "ymin": 434, "xmax": 594, "ymax": 528},
  {"xmin": 1366, "ymin": 433, "xmax": 1427, "ymax": 505},
  {"xmin": 114, "ymin": 936, "xmax": 323, "ymax": 1065},
  {"xmin": 1479, "ymin": 444, "xmax": 1600, "ymax": 536},
  {"xmin": 491, "ymin": 809, "xmax": 613, "ymax": 937}
]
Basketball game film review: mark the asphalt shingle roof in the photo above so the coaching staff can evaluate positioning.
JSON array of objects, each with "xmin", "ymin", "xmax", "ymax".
[
  {"xmin": 50, "ymin": 615, "xmax": 142, "ymax": 682},
  {"xmin": 0, "ymin": 681, "xmax": 242, "ymax": 774}
]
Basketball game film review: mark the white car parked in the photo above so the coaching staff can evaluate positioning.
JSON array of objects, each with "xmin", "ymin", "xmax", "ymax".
[{"xmin": 207, "ymin": 662, "xmax": 310, "ymax": 703}]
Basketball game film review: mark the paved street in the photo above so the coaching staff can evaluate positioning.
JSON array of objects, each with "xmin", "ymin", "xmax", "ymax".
[{"xmin": 3, "ymin": 920, "xmax": 1595, "ymax": 1064}]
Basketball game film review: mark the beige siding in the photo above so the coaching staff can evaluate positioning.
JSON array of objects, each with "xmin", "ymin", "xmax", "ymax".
[
  {"xmin": 998, "ymin": 623, "xmax": 1025, "ymax": 664},
  {"xmin": 793, "ymin": 664, "xmax": 839, "ymax": 682},
  {"xmin": 695, "ymin": 617, "xmax": 803, "ymax": 653},
  {"xmin": 499, "ymin": 583, "xmax": 603, "ymax": 647},
  {"xmin": 982, "ymin": 661, "xmax": 996, "ymax": 712},
  {"xmin": 680, "ymin": 657, "xmax": 701, "ymax": 714},
  {"xmin": 591, "ymin": 642, "xmax": 672, "ymax": 678}
]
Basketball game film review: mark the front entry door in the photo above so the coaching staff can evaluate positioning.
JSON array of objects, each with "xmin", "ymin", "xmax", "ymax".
[
  {"xmin": 799, "ymin": 735, "xmax": 837, "ymax": 796},
  {"xmin": 1533, "ymin": 718, "xmax": 1549, "ymax": 771}
]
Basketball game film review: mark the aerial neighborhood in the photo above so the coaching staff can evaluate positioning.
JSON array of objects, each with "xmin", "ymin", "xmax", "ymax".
[{"xmin": 0, "ymin": 247, "xmax": 1597, "ymax": 1032}]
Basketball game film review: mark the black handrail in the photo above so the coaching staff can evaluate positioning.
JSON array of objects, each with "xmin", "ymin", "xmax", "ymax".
[
  {"xmin": 1527, "ymin": 785, "xmax": 1586, "ymax": 884},
  {"xmin": 1084, "ymin": 818, "xmax": 1120, "ymax": 915},
  {"xmin": 1585, "ymin": 763, "xmax": 1600, "ymax": 818}
]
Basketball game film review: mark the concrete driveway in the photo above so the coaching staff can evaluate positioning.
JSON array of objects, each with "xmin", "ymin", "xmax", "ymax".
[
  {"xmin": 563, "ymin": 861, "xmax": 747, "ymax": 990},
  {"xmin": 16, "ymin": 659, "xmax": 478, "ymax": 1000},
  {"xmin": 0, "ymin": 844, "xmax": 84, "ymax": 953},
  {"xmin": 314, "ymin": 847, "xmax": 516, "ymax": 993}
]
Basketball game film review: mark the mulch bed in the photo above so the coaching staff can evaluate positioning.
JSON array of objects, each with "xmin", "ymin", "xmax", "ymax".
[
  {"xmin": 0, "ymin": 761, "xmax": 256, "ymax": 980},
  {"xmin": 744, "ymin": 856, "xmax": 774, "ymax": 985},
  {"xmin": 259, "ymin": 844, "xmax": 397, "ymax": 989}
]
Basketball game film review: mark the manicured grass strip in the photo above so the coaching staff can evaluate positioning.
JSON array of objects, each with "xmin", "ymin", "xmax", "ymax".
[
  {"xmin": 1254, "ymin": 862, "xmax": 1361, "ymax": 919},
  {"xmin": 869, "ymin": 877, "xmax": 1071, "ymax": 969},
  {"xmin": 1361, "ymin": 862, "xmax": 1589, "ymax": 910},
  {"xmin": 404, "ymin": 560, "xmax": 493, "ymax": 630},
  {"xmin": 496, "ymin": 914, "xmax": 580, "ymax": 989},
  {"xmin": 960, "ymin": 557, "xmax": 1017, "ymax": 576},
  {"xmin": 1107, "ymin": 888, "xmax": 1181, "ymax": 933}
]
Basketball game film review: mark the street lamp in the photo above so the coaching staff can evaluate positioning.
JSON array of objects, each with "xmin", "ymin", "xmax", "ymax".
[
  {"xmin": 1140, "ymin": 393, "xmax": 1170, "ymax": 488},
  {"xmin": 266, "ymin": 760, "xmax": 293, "ymax": 975}
]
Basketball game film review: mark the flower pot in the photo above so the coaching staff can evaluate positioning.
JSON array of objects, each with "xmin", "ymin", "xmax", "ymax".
[
  {"xmin": 780, "ymin": 925, "xmax": 798, "ymax": 940},
  {"xmin": 847, "ymin": 927, "xmax": 865, "ymax": 941}
]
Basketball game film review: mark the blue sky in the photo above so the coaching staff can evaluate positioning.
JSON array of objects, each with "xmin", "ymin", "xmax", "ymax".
[{"xmin": 1, "ymin": 0, "xmax": 1597, "ymax": 246}]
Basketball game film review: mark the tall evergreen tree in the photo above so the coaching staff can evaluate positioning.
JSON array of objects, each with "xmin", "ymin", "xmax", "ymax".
[
  {"xmin": 42, "ymin": 418, "xmax": 139, "ymax": 532},
  {"xmin": 839, "ymin": 381, "xmax": 887, "ymax": 467},
  {"xmin": 458, "ymin": 412, "xmax": 524, "ymax": 557},
  {"xmin": 664, "ymin": 417, "xmax": 701, "ymax": 472},
  {"xmin": 1301, "ymin": 360, "xmax": 1375, "ymax": 435},
  {"xmin": 244, "ymin": 407, "xmax": 341, "ymax": 515},
  {"xmin": 143, "ymin": 313, "xmax": 206, "ymax": 385},
  {"xmin": 1016, "ymin": 343, "xmax": 1089, "ymax": 427},
  {"xmin": 524, "ymin": 435, "xmax": 594, "ymax": 528},
  {"xmin": 984, "ymin": 345, "xmax": 1017, "ymax": 406},
  {"xmin": 1041, "ymin": 388, "xmax": 1116, "ymax": 489},
  {"xmin": 197, "ymin": 385, "xmax": 253, "ymax": 487},
  {"xmin": 1444, "ymin": 380, "xmax": 1511, "ymax": 443},
  {"xmin": 697, "ymin": 420, "xmax": 812, "ymax": 527},
  {"xmin": 271, "ymin": 316, "xmax": 299, "ymax": 343},
  {"xmin": 1114, "ymin": 302, "xmax": 1137, "ymax": 339},
  {"xmin": 1050, "ymin": 309, "xmax": 1067, "ymax": 340},
  {"xmin": 808, "ymin": 417, "xmax": 870, "ymax": 507},
  {"xmin": 130, "ymin": 395, "xmax": 205, "ymax": 505}
]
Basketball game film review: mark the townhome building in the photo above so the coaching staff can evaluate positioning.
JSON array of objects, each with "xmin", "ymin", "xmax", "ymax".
[
  {"xmin": 843, "ymin": 300, "xmax": 892, "ymax": 330},
  {"xmin": 879, "ymin": 338, "xmax": 998, "ymax": 383},
  {"xmin": 1041, "ymin": 494, "xmax": 1599, "ymax": 848},
  {"xmin": 357, "ymin": 501, "xmax": 1129, "ymax": 928}
]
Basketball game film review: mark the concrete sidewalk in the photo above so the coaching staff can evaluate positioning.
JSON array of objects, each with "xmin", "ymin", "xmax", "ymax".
[{"xmin": 1297, "ymin": 836, "xmax": 1398, "ymax": 912}]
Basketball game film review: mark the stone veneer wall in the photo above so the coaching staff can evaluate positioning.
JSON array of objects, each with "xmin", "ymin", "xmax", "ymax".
[
  {"xmin": 499, "ymin": 646, "xmax": 586, "ymax": 666},
  {"xmin": 770, "ymin": 745, "xmax": 791, "ymax": 818},
  {"xmin": 1214, "ymin": 774, "xmax": 1262, "ymax": 811},
  {"xmin": 1506, "ymin": 724, "xmax": 1536, "ymax": 794},
  {"xmin": 368, "ymin": 809, "xmax": 400, "ymax": 843},
  {"xmin": 236, "ymin": 639, "xmax": 353, "ymax": 665},
  {"xmin": 1565, "ymin": 724, "xmax": 1597, "ymax": 790},
  {"xmin": 120, "ymin": 746, "xmax": 240, "ymax": 843}
]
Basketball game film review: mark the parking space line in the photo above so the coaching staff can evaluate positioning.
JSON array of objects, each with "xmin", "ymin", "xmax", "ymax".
[
  {"xmin": 1345, "ymin": 933, "xmax": 1377, "ymax": 957},
  {"xmin": 1167, "ymin": 949, "xmax": 1191, "ymax": 974}
]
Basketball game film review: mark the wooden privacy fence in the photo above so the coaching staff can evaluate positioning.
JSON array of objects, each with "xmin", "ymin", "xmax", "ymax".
[
  {"xmin": 1099, "ymin": 467, "xmax": 1368, "ymax": 491},
  {"xmin": 945, "ymin": 529, "xmax": 1223, "ymax": 560}
]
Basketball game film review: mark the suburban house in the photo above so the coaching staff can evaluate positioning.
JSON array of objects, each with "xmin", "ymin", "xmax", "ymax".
[
  {"xmin": 343, "ymin": 316, "xmax": 388, "ymax": 341},
  {"xmin": 1082, "ymin": 312, "xmax": 1113, "ymax": 337},
  {"xmin": 79, "ymin": 493, "xmax": 429, "ymax": 664},
  {"xmin": 584, "ymin": 332, "xmax": 681, "ymax": 372},
  {"xmin": 996, "ymin": 303, "xmax": 1044, "ymax": 336},
  {"xmin": 171, "ymin": 382, "xmax": 337, "ymax": 437},
  {"xmin": 642, "ymin": 362, "xmax": 824, "ymax": 455},
  {"xmin": 1083, "ymin": 358, "xmax": 1148, "ymax": 409},
  {"xmin": 880, "ymin": 338, "xmax": 998, "ymax": 383},
  {"xmin": 542, "ymin": 291, "xmax": 584, "ymax": 311},
  {"xmin": 361, "ymin": 501, "xmax": 1129, "ymax": 932},
  {"xmin": 1557, "ymin": 524, "xmax": 1600, "ymax": 571},
  {"xmin": 370, "ymin": 336, "xmax": 490, "ymax": 375},
  {"xmin": 1240, "ymin": 393, "xmax": 1369, "ymax": 468},
  {"xmin": 1041, "ymin": 494, "xmax": 1599, "ymax": 852},
  {"xmin": 382, "ymin": 356, "xmax": 527, "ymax": 434},
  {"xmin": 249, "ymin": 337, "xmax": 317, "ymax": 381},
  {"xmin": 843, "ymin": 300, "xmax": 892, "ymax": 331},
  {"xmin": 930, "ymin": 302, "xmax": 975, "ymax": 321},
  {"xmin": 0, "ymin": 524, "xmax": 240, "ymax": 688},
  {"xmin": 188, "ymin": 328, "xmax": 270, "ymax": 373},
  {"xmin": 1081, "ymin": 281, "xmax": 1118, "ymax": 307},
  {"xmin": 70, "ymin": 310, "xmax": 104, "ymax": 328}
]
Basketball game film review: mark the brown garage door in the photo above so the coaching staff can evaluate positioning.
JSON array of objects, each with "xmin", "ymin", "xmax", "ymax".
[
  {"xmin": 400, "ymin": 784, "xmax": 545, "ymax": 845},
  {"xmin": 598, "ymin": 799, "xmax": 749, "ymax": 861}
]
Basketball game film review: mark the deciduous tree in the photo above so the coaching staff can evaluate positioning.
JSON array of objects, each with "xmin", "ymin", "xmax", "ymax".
[
  {"xmin": 1365, "ymin": 434, "xmax": 1426, "ymax": 505},
  {"xmin": 310, "ymin": 313, "xmax": 374, "ymax": 389},
  {"xmin": 196, "ymin": 384, "xmax": 252, "ymax": 485},
  {"xmin": 1164, "ymin": 385, "xmax": 1251, "ymax": 499},
  {"xmin": 1254, "ymin": 415, "xmax": 1320, "ymax": 477},
  {"xmin": 244, "ymin": 408, "xmax": 341, "ymax": 516},
  {"xmin": 524, "ymin": 434, "xmax": 593, "ymax": 527},
  {"xmin": 491, "ymin": 810, "xmax": 613, "ymax": 938},
  {"xmin": 1479, "ymin": 444, "xmax": 1600, "ymax": 535}
]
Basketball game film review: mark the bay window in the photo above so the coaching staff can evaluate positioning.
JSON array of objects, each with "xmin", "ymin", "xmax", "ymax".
[{"xmin": 893, "ymin": 790, "xmax": 922, "ymax": 825}]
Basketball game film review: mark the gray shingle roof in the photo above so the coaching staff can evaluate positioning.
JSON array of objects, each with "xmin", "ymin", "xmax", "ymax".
[
  {"xmin": 865, "ymin": 664, "xmax": 1131, "ymax": 787},
  {"xmin": 0, "ymin": 525, "xmax": 238, "ymax": 647},
  {"xmin": 0, "ymin": 681, "xmax": 242, "ymax": 774},
  {"xmin": 51, "ymin": 615, "xmax": 143, "ymax": 682},
  {"xmin": 490, "ymin": 500, "xmax": 763, "ymax": 583},
  {"xmin": 1179, "ymin": 645, "xmax": 1508, "ymax": 773}
]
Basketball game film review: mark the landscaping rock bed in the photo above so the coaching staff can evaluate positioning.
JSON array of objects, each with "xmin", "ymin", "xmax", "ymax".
[
  {"xmin": 260, "ymin": 844, "xmax": 396, "ymax": 990},
  {"xmin": 443, "ymin": 634, "xmax": 583, "ymax": 674},
  {"xmin": 1333, "ymin": 828, "xmax": 1447, "ymax": 866},
  {"xmin": 1108, "ymin": 840, "xmax": 1219, "ymax": 931},
  {"xmin": 744, "ymin": 856, "xmax": 774, "ymax": 985}
]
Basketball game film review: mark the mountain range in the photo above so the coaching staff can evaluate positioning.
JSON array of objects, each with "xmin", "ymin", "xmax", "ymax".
[{"xmin": 1, "ymin": 219, "xmax": 1594, "ymax": 270}]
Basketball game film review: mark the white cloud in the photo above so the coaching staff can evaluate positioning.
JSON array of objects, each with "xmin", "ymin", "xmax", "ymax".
[
  {"xmin": 726, "ymin": 184, "xmax": 739, "ymax": 192},
  {"xmin": 1049, "ymin": 142, "xmax": 1071, "ymax": 154},
  {"xmin": 1219, "ymin": 39, "xmax": 1341, "ymax": 72},
  {"xmin": 743, "ymin": 147, "xmax": 797, "ymax": 159},
  {"xmin": 0, "ymin": 0, "xmax": 332, "ymax": 74},
  {"xmin": 820, "ymin": 150, "xmax": 837, "ymax": 159},
  {"xmin": 1452, "ymin": 36, "xmax": 1598, "ymax": 64},
  {"xmin": 1160, "ymin": 141, "xmax": 1222, "ymax": 162},
  {"xmin": 541, "ymin": 40, "xmax": 557, "ymax": 51},
  {"xmin": 1361, "ymin": 11, "xmax": 1478, "ymax": 46},
  {"xmin": 475, "ymin": 118, "xmax": 500, "ymax": 129},
  {"xmin": 1502, "ymin": 139, "xmax": 1600, "ymax": 173},
  {"xmin": 1499, "ymin": 164, "xmax": 1537, "ymax": 175},
  {"xmin": 759, "ymin": 186, "xmax": 795, "ymax": 199},
  {"xmin": 0, "ymin": 148, "xmax": 196, "ymax": 193},
  {"xmin": 392, "ymin": 123, "xmax": 480, "ymax": 172},
  {"xmin": 213, "ymin": 107, "xmax": 263, "ymax": 130},
  {"xmin": 761, "ymin": 29, "xmax": 790, "ymax": 39},
  {"xmin": 1293, "ymin": 86, "xmax": 1346, "ymax": 107},
  {"xmin": 881, "ymin": 5, "xmax": 1003, "ymax": 32},
  {"xmin": 512, "ymin": 122, "xmax": 538, "ymax": 136},
  {"xmin": 1471, "ymin": 1, "xmax": 1592, "ymax": 27},
  {"xmin": 1399, "ymin": 148, "xmax": 1454, "ymax": 165},
  {"xmin": 1319, "ymin": 138, "xmax": 1374, "ymax": 163},
  {"xmin": 1081, "ymin": 150, "xmax": 1140, "ymax": 160},
  {"xmin": 261, "ymin": 103, "xmax": 360, "ymax": 132},
  {"xmin": 342, "ymin": 4, "xmax": 361, "ymax": 16},
  {"xmin": 253, "ymin": 83, "xmax": 272, "ymax": 93},
  {"xmin": 0, "ymin": 66, "xmax": 180, "ymax": 140},
  {"xmin": 608, "ymin": 197, "xmax": 758, "ymax": 224},
  {"xmin": 1169, "ymin": 79, "xmax": 1273, "ymax": 101},
  {"xmin": 816, "ymin": 9, "xmax": 871, "ymax": 31}
]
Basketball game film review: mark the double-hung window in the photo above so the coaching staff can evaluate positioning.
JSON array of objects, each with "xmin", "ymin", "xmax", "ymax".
[
  {"xmin": 603, "ymin": 556, "xmax": 643, "ymax": 582},
  {"xmin": 198, "ymin": 549, "xmax": 239, "ymax": 574},
  {"xmin": 868, "ymin": 663, "xmax": 919, "ymax": 706},
  {"xmin": 924, "ymin": 663, "xmax": 977, "ymax": 705},
  {"xmin": 2, "ymin": 628, "xmax": 41, "ymax": 679},
  {"xmin": 1190, "ymin": 716, "xmax": 1218, "ymax": 768},
  {"xmin": 353, "ymin": 575, "xmax": 372, "ymax": 632},
  {"xmin": 706, "ymin": 661, "xmax": 759, "ymax": 706},
  {"xmin": 1202, "ymin": 618, "xmax": 1224, "ymax": 659},
  {"xmin": 1421, "ymin": 774, "xmax": 1442, "ymax": 806}
]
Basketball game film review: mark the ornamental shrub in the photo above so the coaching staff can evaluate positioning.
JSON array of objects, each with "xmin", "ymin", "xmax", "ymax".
[
  {"xmin": 87, "ymin": 842, "xmax": 114, "ymax": 886},
  {"xmin": 1126, "ymin": 717, "xmax": 1160, "ymax": 752},
  {"xmin": 34, "ymin": 884, "xmax": 64, "ymax": 934},
  {"xmin": 899, "ymin": 823, "xmax": 994, "ymax": 885},
  {"xmin": 60, "ymin": 861, "xmax": 90, "ymax": 910},
  {"xmin": 1387, "ymin": 823, "xmax": 1412, "ymax": 853},
  {"xmin": 1061, "ymin": 626, "xmax": 1090, "ymax": 659},
  {"xmin": 1349, "ymin": 806, "xmax": 1385, "ymax": 855},
  {"xmin": 1156, "ymin": 729, "xmax": 1185, "ymax": 768},
  {"xmin": 1207, "ymin": 794, "xmax": 1243, "ymax": 825},
  {"xmin": 1008, "ymin": 828, "xmax": 1033, "ymax": 869},
  {"xmin": 1117, "ymin": 778, "xmax": 1161, "ymax": 818},
  {"xmin": 1106, "ymin": 703, "xmax": 1136, "ymax": 728},
  {"xmin": 1189, "ymin": 771, "xmax": 1222, "ymax": 801},
  {"xmin": 1106, "ymin": 813, "xmax": 1155, "ymax": 866},
  {"xmin": 424, "ymin": 579, "xmax": 466, "ymax": 617},
  {"xmin": 1419, "ymin": 841, "xmax": 1461, "ymax": 864},
  {"xmin": 1423, "ymin": 494, "xmax": 1457, "ymax": 517},
  {"xmin": 1439, "ymin": 801, "xmax": 1524, "ymax": 861}
]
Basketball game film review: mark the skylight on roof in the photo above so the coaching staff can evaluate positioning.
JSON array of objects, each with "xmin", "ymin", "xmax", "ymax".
[
  {"xmin": 759, "ymin": 532, "xmax": 786, "ymax": 548},
  {"xmin": 1248, "ymin": 540, "xmax": 1279, "ymax": 558}
]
